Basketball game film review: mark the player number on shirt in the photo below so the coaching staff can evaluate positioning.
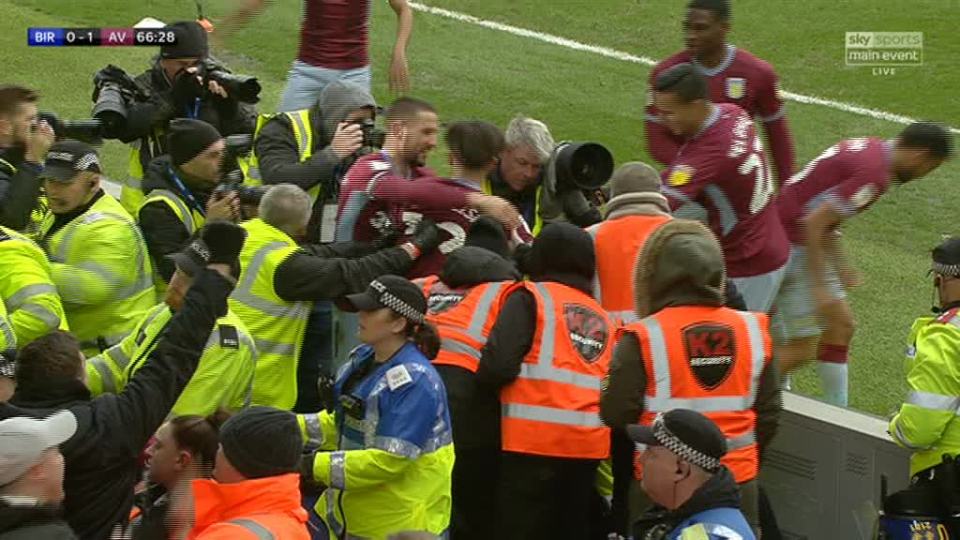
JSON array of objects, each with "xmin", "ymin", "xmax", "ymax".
[
  {"xmin": 402, "ymin": 211, "xmax": 467, "ymax": 255},
  {"xmin": 786, "ymin": 144, "xmax": 841, "ymax": 186},
  {"xmin": 740, "ymin": 137, "xmax": 775, "ymax": 215}
]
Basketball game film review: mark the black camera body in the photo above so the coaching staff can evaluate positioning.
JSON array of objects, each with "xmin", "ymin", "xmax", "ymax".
[
  {"xmin": 214, "ymin": 176, "xmax": 267, "ymax": 206},
  {"xmin": 198, "ymin": 63, "xmax": 262, "ymax": 104},
  {"xmin": 38, "ymin": 112, "xmax": 104, "ymax": 144},
  {"xmin": 355, "ymin": 118, "xmax": 386, "ymax": 150},
  {"xmin": 548, "ymin": 141, "xmax": 614, "ymax": 193},
  {"xmin": 90, "ymin": 64, "xmax": 136, "ymax": 140}
]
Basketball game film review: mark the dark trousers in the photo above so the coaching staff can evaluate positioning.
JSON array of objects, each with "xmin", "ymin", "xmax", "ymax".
[
  {"xmin": 295, "ymin": 301, "xmax": 334, "ymax": 413},
  {"xmin": 495, "ymin": 452, "xmax": 598, "ymax": 540},
  {"xmin": 449, "ymin": 447, "xmax": 500, "ymax": 540}
]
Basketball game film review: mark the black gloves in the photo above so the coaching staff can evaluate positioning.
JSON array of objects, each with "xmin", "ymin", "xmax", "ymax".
[
  {"xmin": 171, "ymin": 69, "xmax": 203, "ymax": 108},
  {"xmin": 201, "ymin": 220, "xmax": 247, "ymax": 266},
  {"xmin": 410, "ymin": 218, "xmax": 441, "ymax": 253},
  {"xmin": 372, "ymin": 225, "xmax": 401, "ymax": 251}
]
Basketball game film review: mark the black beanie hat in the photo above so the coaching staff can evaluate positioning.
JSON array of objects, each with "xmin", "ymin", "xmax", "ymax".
[
  {"xmin": 161, "ymin": 21, "xmax": 208, "ymax": 60},
  {"xmin": 525, "ymin": 222, "xmax": 595, "ymax": 281},
  {"xmin": 167, "ymin": 119, "xmax": 222, "ymax": 167},
  {"xmin": 465, "ymin": 216, "xmax": 509, "ymax": 258},
  {"xmin": 219, "ymin": 406, "xmax": 303, "ymax": 479}
]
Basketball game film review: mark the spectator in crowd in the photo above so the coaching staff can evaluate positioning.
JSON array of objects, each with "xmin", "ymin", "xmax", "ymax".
[
  {"xmin": 587, "ymin": 161, "xmax": 671, "ymax": 326},
  {"xmin": 0, "ymin": 224, "xmax": 68, "ymax": 347},
  {"xmin": 107, "ymin": 21, "xmax": 257, "ymax": 213},
  {"xmin": 229, "ymin": 184, "xmax": 440, "ymax": 410},
  {"xmin": 774, "ymin": 122, "xmax": 954, "ymax": 406},
  {"xmin": 185, "ymin": 406, "xmax": 308, "ymax": 539},
  {"xmin": 0, "ymin": 221, "xmax": 245, "ymax": 540},
  {"xmin": 889, "ymin": 237, "xmax": 960, "ymax": 478},
  {"xmin": 629, "ymin": 410, "xmax": 756, "ymax": 540},
  {"xmin": 477, "ymin": 223, "xmax": 613, "ymax": 540},
  {"xmin": 218, "ymin": 0, "xmax": 414, "ymax": 109},
  {"xmin": 139, "ymin": 119, "xmax": 240, "ymax": 291},
  {"xmin": 298, "ymin": 275, "xmax": 453, "ymax": 539},
  {"xmin": 600, "ymin": 219, "xmax": 780, "ymax": 531},
  {"xmin": 646, "ymin": 0, "xmax": 795, "ymax": 186},
  {"xmin": 130, "ymin": 411, "xmax": 230, "ymax": 540},
  {"xmin": 0, "ymin": 411, "xmax": 78, "ymax": 540},
  {"xmin": 483, "ymin": 115, "xmax": 602, "ymax": 234},
  {"xmin": 337, "ymin": 97, "xmax": 519, "ymax": 245},
  {"xmin": 253, "ymin": 79, "xmax": 375, "ymax": 208},
  {"xmin": 415, "ymin": 216, "xmax": 520, "ymax": 540},
  {"xmin": 85, "ymin": 235, "xmax": 257, "ymax": 417},
  {"xmin": 0, "ymin": 85, "xmax": 54, "ymax": 231},
  {"xmin": 654, "ymin": 63, "xmax": 789, "ymax": 313},
  {"xmin": 37, "ymin": 141, "xmax": 155, "ymax": 356}
]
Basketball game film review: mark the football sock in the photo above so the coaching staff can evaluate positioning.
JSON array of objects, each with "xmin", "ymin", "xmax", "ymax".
[{"xmin": 817, "ymin": 343, "xmax": 849, "ymax": 407}]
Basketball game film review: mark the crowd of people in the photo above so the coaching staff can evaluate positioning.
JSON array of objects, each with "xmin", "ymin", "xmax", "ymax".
[{"xmin": 0, "ymin": 0, "xmax": 957, "ymax": 539}]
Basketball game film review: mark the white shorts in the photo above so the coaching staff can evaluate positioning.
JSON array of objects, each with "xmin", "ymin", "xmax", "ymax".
[
  {"xmin": 730, "ymin": 264, "xmax": 787, "ymax": 313},
  {"xmin": 770, "ymin": 245, "xmax": 846, "ymax": 342}
]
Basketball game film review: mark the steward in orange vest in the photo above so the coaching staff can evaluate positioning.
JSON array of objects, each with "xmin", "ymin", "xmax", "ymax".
[
  {"xmin": 477, "ymin": 223, "xmax": 614, "ymax": 540},
  {"xmin": 599, "ymin": 219, "xmax": 781, "ymax": 532},
  {"xmin": 587, "ymin": 161, "xmax": 671, "ymax": 326},
  {"xmin": 415, "ymin": 216, "xmax": 521, "ymax": 540}
]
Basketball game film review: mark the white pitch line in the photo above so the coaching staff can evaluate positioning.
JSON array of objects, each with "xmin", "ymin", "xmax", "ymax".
[{"xmin": 410, "ymin": 2, "xmax": 960, "ymax": 135}]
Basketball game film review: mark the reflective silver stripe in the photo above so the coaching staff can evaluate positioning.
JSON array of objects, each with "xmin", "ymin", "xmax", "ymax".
[
  {"xmin": 609, "ymin": 309, "xmax": 637, "ymax": 325},
  {"xmin": 465, "ymin": 282, "xmax": 506, "ymax": 341},
  {"xmin": 0, "ymin": 316, "xmax": 14, "ymax": 348},
  {"xmin": 225, "ymin": 519, "xmax": 275, "ymax": 540},
  {"xmin": 303, "ymin": 414, "xmax": 323, "ymax": 446},
  {"xmin": 326, "ymin": 488, "xmax": 345, "ymax": 537},
  {"xmin": 106, "ymin": 344, "xmax": 132, "ymax": 372},
  {"xmin": 372, "ymin": 436, "xmax": 423, "ymax": 459},
  {"xmin": 503, "ymin": 403, "xmax": 604, "ymax": 428},
  {"xmin": 253, "ymin": 338, "xmax": 296, "ymax": 356},
  {"xmin": 586, "ymin": 224, "xmax": 602, "ymax": 303},
  {"xmin": 736, "ymin": 311, "xmax": 767, "ymax": 403},
  {"xmin": 519, "ymin": 363, "xmax": 601, "ymax": 390},
  {"xmin": 647, "ymin": 394, "xmax": 753, "ymax": 413},
  {"xmin": 126, "ymin": 176, "xmax": 142, "ymax": 189},
  {"xmin": 147, "ymin": 190, "xmax": 196, "ymax": 234},
  {"xmin": 6, "ymin": 284, "xmax": 58, "ymax": 310},
  {"xmin": 439, "ymin": 337, "xmax": 481, "ymax": 359},
  {"xmin": 640, "ymin": 317, "xmax": 671, "ymax": 398},
  {"xmin": 90, "ymin": 357, "xmax": 117, "ymax": 394},
  {"xmin": 726, "ymin": 430, "xmax": 756, "ymax": 451},
  {"xmin": 286, "ymin": 111, "xmax": 311, "ymax": 160},
  {"xmin": 892, "ymin": 420, "xmax": 926, "ymax": 451},
  {"xmin": 329, "ymin": 451, "xmax": 346, "ymax": 489},
  {"xmin": 906, "ymin": 390, "xmax": 960, "ymax": 412},
  {"xmin": 18, "ymin": 302, "xmax": 61, "ymax": 329},
  {"xmin": 231, "ymin": 242, "xmax": 309, "ymax": 321},
  {"xmin": 533, "ymin": 283, "xmax": 557, "ymax": 366}
]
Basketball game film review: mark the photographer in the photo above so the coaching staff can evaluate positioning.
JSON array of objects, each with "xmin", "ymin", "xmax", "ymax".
[
  {"xmin": 138, "ymin": 119, "xmax": 240, "ymax": 290},
  {"xmin": 483, "ymin": 115, "xmax": 603, "ymax": 234},
  {"xmin": 253, "ymin": 80, "xmax": 375, "ymax": 202},
  {"xmin": 0, "ymin": 85, "xmax": 55, "ymax": 231},
  {"xmin": 99, "ymin": 21, "xmax": 257, "ymax": 213}
]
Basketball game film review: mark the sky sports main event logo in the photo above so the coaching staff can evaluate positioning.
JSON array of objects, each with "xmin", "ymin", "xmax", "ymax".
[{"xmin": 845, "ymin": 32, "xmax": 923, "ymax": 75}]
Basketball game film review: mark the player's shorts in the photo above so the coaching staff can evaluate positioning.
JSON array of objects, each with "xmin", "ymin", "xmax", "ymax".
[
  {"xmin": 730, "ymin": 264, "xmax": 787, "ymax": 313},
  {"xmin": 770, "ymin": 244, "xmax": 846, "ymax": 342}
]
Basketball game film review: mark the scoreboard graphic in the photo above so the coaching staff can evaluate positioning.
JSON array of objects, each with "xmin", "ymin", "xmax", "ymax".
[{"xmin": 28, "ymin": 28, "xmax": 178, "ymax": 47}]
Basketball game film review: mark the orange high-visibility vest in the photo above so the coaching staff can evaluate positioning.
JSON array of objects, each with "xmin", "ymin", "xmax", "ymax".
[
  {"xmin": 418, "ymin": 275, "xmax": 515, "ymax": 373},
  {"xmin": 500, "ymin": 281, "xmax": 614, "ymax": 460},
  {"xmin": 622, "ymin": 305, "xmax": 771, "ymax": 483},
  {"xmin": 586, "ymin": 215, "xmax": 670, "ymax": 326}
]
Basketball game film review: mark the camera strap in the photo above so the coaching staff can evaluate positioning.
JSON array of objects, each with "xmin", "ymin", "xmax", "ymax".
[
  {"xmin": 186, "ymin": 98, "xmax": 201, "ymax": 120},
  {"xmin": 167, "ymin": 166, "xmax": 207, "ymax": 217}
]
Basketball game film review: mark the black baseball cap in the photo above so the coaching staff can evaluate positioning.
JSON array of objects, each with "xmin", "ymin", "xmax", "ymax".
[
  {"xmin": 338, "ymin": 275, "xmax": 427, "ymax": 324},
  {"xmin": 166, "ymin": 236, "xmax": 211, "ymax": 278},
  {"xmin": 932, "ymin": 237, "xmax": 960, "ymax": 278},
  {"xmin": 627, "ymin": 409, "xmax": 727, "ymax": 473},
  {"xmin": 40, "ymin": 140, "xmax": 101, "ymax": 182}
]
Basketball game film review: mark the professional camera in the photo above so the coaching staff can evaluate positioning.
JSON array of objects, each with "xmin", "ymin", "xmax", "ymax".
[
  {"xmin": 199, "ymin": 64, "xmax": 262, "ymax": 104},
  {"xmin": 538, "ymin": 141, "xmax": 614, "ymax": 225},
  {"xmin": 91, "ymin": 64, "xmax": 136, "ymax": 139},
  {"xmin": 214, "ymin": 133, "xmax": 266, "ymax": 206},
  {"xmin": 38, "ymin": 112, "xmax": 104, "ymax": 144},
  {"xmin": 354, "ymin": 118, "xmax": 386, "ymax": 150}
]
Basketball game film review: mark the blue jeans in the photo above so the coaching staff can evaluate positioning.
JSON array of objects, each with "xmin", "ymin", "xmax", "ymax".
[{"xmin": 278, "ymin": 60, "xmax": 372, "ymax": 112}]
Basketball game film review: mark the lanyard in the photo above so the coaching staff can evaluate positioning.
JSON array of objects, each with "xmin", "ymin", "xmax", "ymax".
[
  {"xmin": 186, "ymin": 98, "xmax": 200, "ymax": 119},
  {"xmin": 167, "ymin": 166, "xmax": 207, "ymax": 217}
]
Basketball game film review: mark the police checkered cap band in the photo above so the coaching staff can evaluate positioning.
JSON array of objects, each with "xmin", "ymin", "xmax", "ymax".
[
  {"xmin": 74, "ymin": 153, "xmax": 100, "ymax": 172},
  {"xmin": 0, "ymin": 353, "xmax": 13, "ymax": 379},
  {"xmin": 652, "ymin": 413, "xmax": 722, "ymax": 472},
  {"xmin": 932, "ymin": 261, "xmax": 960, "ymax": 277},
  {"xmin": 371, "ymin": 280, "xmax": 425, "ymax": 324}
]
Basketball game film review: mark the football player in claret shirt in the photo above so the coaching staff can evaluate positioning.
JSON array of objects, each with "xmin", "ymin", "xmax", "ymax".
[
  {"xmin": 773, "ymin": 122, "xmax": 953, "ymax": 406},
  {"xmin": 645, "ymin": 0, "xmax": 795, "ymax": 187},
  {"xmin": 655, "ymin": 63, "xmax": 788, "ymax": 313}
]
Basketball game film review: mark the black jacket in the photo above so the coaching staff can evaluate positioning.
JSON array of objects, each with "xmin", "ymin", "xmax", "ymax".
[
  {"xmin": 632, "ymin": 467, "xmax": 743, "ymax": 539},
  {"xmin": 0, "ymin": 500, "xmax": 77, "ymax": 540},
  {"xmin": 487, "ymin": 164, "xmax": 602, "ymax": 229},
  {"xmin": 2, "ymin": 269, "xmax": 232, "ymax": 540},
  {"xmin": 138, "ymin": 155, "xmax": 214, "ymax": 282},
  {"xmin": 432, "ymin": 247, "xmax": 520, "ymax": 449},
  {"xmin": 273, "ymin": 239, "xmax": 416, "ymax": 302},
  {"xmin": 114, "ymin": 58, "xmax": 256, "ymax": 175},
  {"xmin": 0, "ymin": 147, "xmax": 43, "ymax": 231}
]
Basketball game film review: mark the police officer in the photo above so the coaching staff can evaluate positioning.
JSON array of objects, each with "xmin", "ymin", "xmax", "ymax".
[
  {"xmin": 0, "ymin": 85, "xmax": 55, "ymax": 231},
  {"xmin": 0, "ymin": 224, "xmax": 67, "ymax": 347},
  {"xmin": 139, "ymin": 119, "xmax": 240, "ymax": 291},
  {"xmin": 37, "ymin": 140, "xmax": 155, "ymax": 356},
  {"xmin": 86, "ymin": 233, "xmax": 257, "ymax": 417},
  {"xmin": 890, "ymin": 237, "xmax": 960, "ymax": 485},
  {"xmin": 601, "ymin": 219, "xmax": 780, "ymax": 532},
  {"xmin": 103, "ymin": 21, "xmax": 257, "ymax": 213},
  {"xmin": 628, "ymin": 409, "xmax": 756, "ymax": 540}
]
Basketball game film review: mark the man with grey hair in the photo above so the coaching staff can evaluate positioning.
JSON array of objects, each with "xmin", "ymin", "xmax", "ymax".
[
  {"xmin": 229, "ymin": 183, "xmax": 442, "ymax": 410},
  {"xmin": 483, "ymin": 115, "xmax": 601, "ymax": 234}
]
